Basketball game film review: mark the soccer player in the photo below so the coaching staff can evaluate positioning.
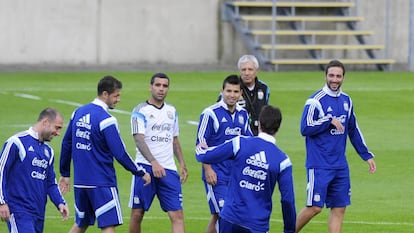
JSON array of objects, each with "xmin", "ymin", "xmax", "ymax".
[
  {"xmin": 0, "ymin": 107, "xmax": 69, "ymax": 233},
  {"xmin": 59, "ymin": 75, "xmax": 150, "ymax": 233},
  {"xmin": 195, "ymin": 105, "xmax": 296, "ymax": 233},
  {"xmin": 296, "ymin": 60, "xmax": 377, "ymax": 233},
  {"xmin": 129, "ymin": 73, "xmax": 188, "ymax": 233},
  {"xmin": 196, "ymin": 74, "xmax": 253, "ymax": 233}
]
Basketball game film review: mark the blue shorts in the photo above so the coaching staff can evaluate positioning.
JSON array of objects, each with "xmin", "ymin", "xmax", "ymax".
[
  {"xmin": 219, "ymin": 217, "xmax": 264, "ymax": 233},
  {"xmin": 7, "ymin": 212, "xmax": 44, "ymax": 233},
  {"xmin": 305, "ymin": 168, "xmax": 351, "ymax": 208},
  {"xmin": 73, "ymin": 186, "xmax": 123, "ymax": 228},
  {"xmin": 129, "ymin": 163, "xmax": 183, "ymax": 212},
  {"xmin": 204, "ymin": 180, "xmax": 229, "ymax": 214}
]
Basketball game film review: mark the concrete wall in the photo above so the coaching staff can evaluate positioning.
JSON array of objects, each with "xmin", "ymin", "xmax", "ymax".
[
  {"xmin": 0, "ymin": 0, "xmax": 220, "ymax": 66},
  {"xmin": 357, "ymin": 0, "xmax": 409, "ymax": 66},
  {"xmin": 0, "ymin": 0, "xmax": 410, "ymax": 69}
]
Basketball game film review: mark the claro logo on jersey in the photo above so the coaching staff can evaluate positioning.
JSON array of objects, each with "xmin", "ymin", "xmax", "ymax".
[
  {"xmin": 225, "ymin": 127, "xmax": 241, "ymax": 136},
  {"xmin": 151, "ymin": 134, "xmax": 172, "ymax": 143}
]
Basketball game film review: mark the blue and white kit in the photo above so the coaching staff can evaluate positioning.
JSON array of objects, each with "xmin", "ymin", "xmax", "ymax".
[
  {"xmin": 300, "ymin": 85, "xmax": 374, "ymax": 208},
  {"xmin": 196, "ymin": 133, "xmax": 296, "ymax": 233},
  {"xmin": 0, "ymin": 128, "xmax": 66, "ymax": 219},
  {"xmin": 129, "ymin": 101, "xmax": 183, "ymax": 211}
]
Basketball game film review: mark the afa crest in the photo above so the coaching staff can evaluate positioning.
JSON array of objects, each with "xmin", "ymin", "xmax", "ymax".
[
  {"xmin": 238, "ymin": 115, "xmax": 245, "ymax": 124},
  {"xmin": 343, "ymin": 102, "xmax": 349, "ymax": 111},
  {"xmin": 167, "ymin": 111, "xmax": 174, "ymax": 120},
  {"xmin": 44, "ymin": 148, "xmax": 50, "ymax": 159}
]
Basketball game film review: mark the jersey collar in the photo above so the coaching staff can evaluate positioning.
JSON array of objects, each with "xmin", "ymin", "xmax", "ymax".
[
  {"xmin": 218, "ymin": 99, "xmax": 243, "ymax": 112},
  {"xmin": 258, "ymin": 132, "xmax": 276, "ymax": 144},
  {"xmin": 92, "ymin": 98, "xmax": 109, "ymax": 111},
  {"xmin": 323, "ymin": 84, "xmax": 342, "ymax": 97},
  {"xmin": 28, "ymin": 127, "xmax": 39, "ymax": 141}
]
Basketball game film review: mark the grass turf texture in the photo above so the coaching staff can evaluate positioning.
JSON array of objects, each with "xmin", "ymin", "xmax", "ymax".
[{"xmin": 0, "ymin": 71, "xmax": 413, "ymax": 233}]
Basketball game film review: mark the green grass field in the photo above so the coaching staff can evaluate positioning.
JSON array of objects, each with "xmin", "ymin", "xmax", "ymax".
[{"xmin": 0, "ymin": 71, "xmax": 413, "ymax": 233}]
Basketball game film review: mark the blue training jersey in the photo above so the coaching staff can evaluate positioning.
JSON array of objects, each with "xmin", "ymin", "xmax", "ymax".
[
  {"xmin": 195, "ymin": 133, "xmax": 296, "ymax": 233},
  {"xmin": 60, "ymin": 98, "xmax": 145, "ymax": 187},
  {"xmin": 196, "ymin": 100, "xmax": 252, "ymax": 183},
  {"xmin": 300, "ymin": 85, "xmax": 374, "ymax": 169},
  {"xmin": 0, "ymin": 128, "xmax": 65, "ymax": 219}
]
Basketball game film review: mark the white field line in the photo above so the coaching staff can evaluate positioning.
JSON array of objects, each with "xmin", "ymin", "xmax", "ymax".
[
  {"xmin": 50, "ymin": 99, "xmax": 82, "ymax": 107},
  {"xmin": 3, "ymin": 124, "xmax": 31, "ymax": 128},
  {"xmin": 7, "ymin": 92, "xmax": 195, "ymax": 122},
  {"xmin": 110, "ymin": 109, "xmax": 131, "ymax": 114},
  {"xmin": 43, "ymin": 215, "xmax": 414, "ymax": 226},
  {"xmin": 187, "ymin": 120, "xmax": 199, "ymax": 125},
  {"xmin": 6, "ymin": 92, "xmax": 131, "ymax": 115},
  {"xmin": 14, "ymin": 93, "xmax": 41, "ymax": 100}
]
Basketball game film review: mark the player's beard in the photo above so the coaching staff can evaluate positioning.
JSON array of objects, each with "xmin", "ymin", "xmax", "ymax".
[{"xmin": 327, "ymin": 81, "xmax": 341, "ymax": 92}]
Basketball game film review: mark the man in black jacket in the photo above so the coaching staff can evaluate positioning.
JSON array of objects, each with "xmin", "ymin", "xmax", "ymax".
[{"xmin": 237, "ymin": 55, "xmax": 270, "ymax": 135}]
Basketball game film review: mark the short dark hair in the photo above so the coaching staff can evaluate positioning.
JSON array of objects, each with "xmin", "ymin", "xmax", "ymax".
[
  {"xmin": 222, "ymin": 74, "xmax": 241, "ymax": 89},
  {"xmin": 97, "ymin": 75, "xmax": 122, "ymax": 96},
  {"xmin": 259, "ymin": 105, "xmax": 282, "ymax": 135},
  {"xmin": 37, "ymin": 107, "xmax": 61, "ymax": 122},
  {"xmin": 150, "ymin": 72, "xmax": 170, "ymax": 84},
  {"xmin": 325, "ymin": 60, "xmax": 345, "ymax": 76}
]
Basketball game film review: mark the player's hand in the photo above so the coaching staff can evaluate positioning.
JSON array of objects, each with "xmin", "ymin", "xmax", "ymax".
[
  {"xmin": 0, "ymin": 204, "xmax": 10, "ymax": 222},
  {"xmin": 205, "ymin": 166, "xmax": 217, "ymax": 186},
  {"xmin": 151, "ymin": 160, "xmax": 166, "ymax": 178},
  {"xmin": 59, "ymin": 177, "xmax": 70, "ymax": 195},
  {"xmin": 142, "ymin": 172, "xmax": 151, "ymax": 186},
  {"xmin": 331, "ymin": 117, "xmax": 344, "ymax": 132},
  {"xmin": 367, "ymin": 158, "xmax": 376, "ymax": 174},
  {"xmin": 197, "ymin": 142, "xmax": 208, "ymax": 149},
  {"xmin": 180, "ymin": 166, "xmax": 188, "ymax": 184},
  {"xmin": 58, "ymin": 203, "xmax": 69, "ymax": 221}
]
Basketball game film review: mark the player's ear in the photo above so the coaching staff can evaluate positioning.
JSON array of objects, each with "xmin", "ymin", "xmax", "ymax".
[
  {"xmin": 41, "ymin": 117, "xmax": 50, "ymax": 127},
  {"xmin": 102, "ymin": 90, "xmax": 109, "ymax": 98}
]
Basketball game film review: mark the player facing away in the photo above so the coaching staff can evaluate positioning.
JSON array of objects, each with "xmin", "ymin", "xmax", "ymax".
[
  {"xmin": 129, "ymin": 73, "xmax": 188, "ymax": 233},
  {"xmin": 59, "ymin": 75, "xmax": 151, "ymax": 233},
  {"xmin": 195, "ymin": 105, "xmax": 296, "ymax": 233},
  {"xmin": 0, "ymin": 107, "xmax": 69, "ymax": 233},
  {"xmin": 296, "ymin": 60, "xmax": 376, "ymax": 233},
  {"xmin": 196, "ymin": 74, "xmax": 253, "ymax": 233}
]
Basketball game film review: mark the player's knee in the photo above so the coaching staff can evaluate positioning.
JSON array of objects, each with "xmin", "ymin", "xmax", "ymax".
[
  {"xmin": 130, "ymin": 209, "xmax": 144, "ymax": 222},
  {"xmin": 309, "ymin": 206, "xmax": 323, "ymax": 216},
  {"xmin": 168, "ymin": 210, "xmax": 184, "ymax": 222}
]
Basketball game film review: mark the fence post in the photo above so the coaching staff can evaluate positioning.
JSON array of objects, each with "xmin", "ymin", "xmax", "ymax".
[{"xmin": 409, "ymin": 0, "xmax": 414, "ymax": 71}]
